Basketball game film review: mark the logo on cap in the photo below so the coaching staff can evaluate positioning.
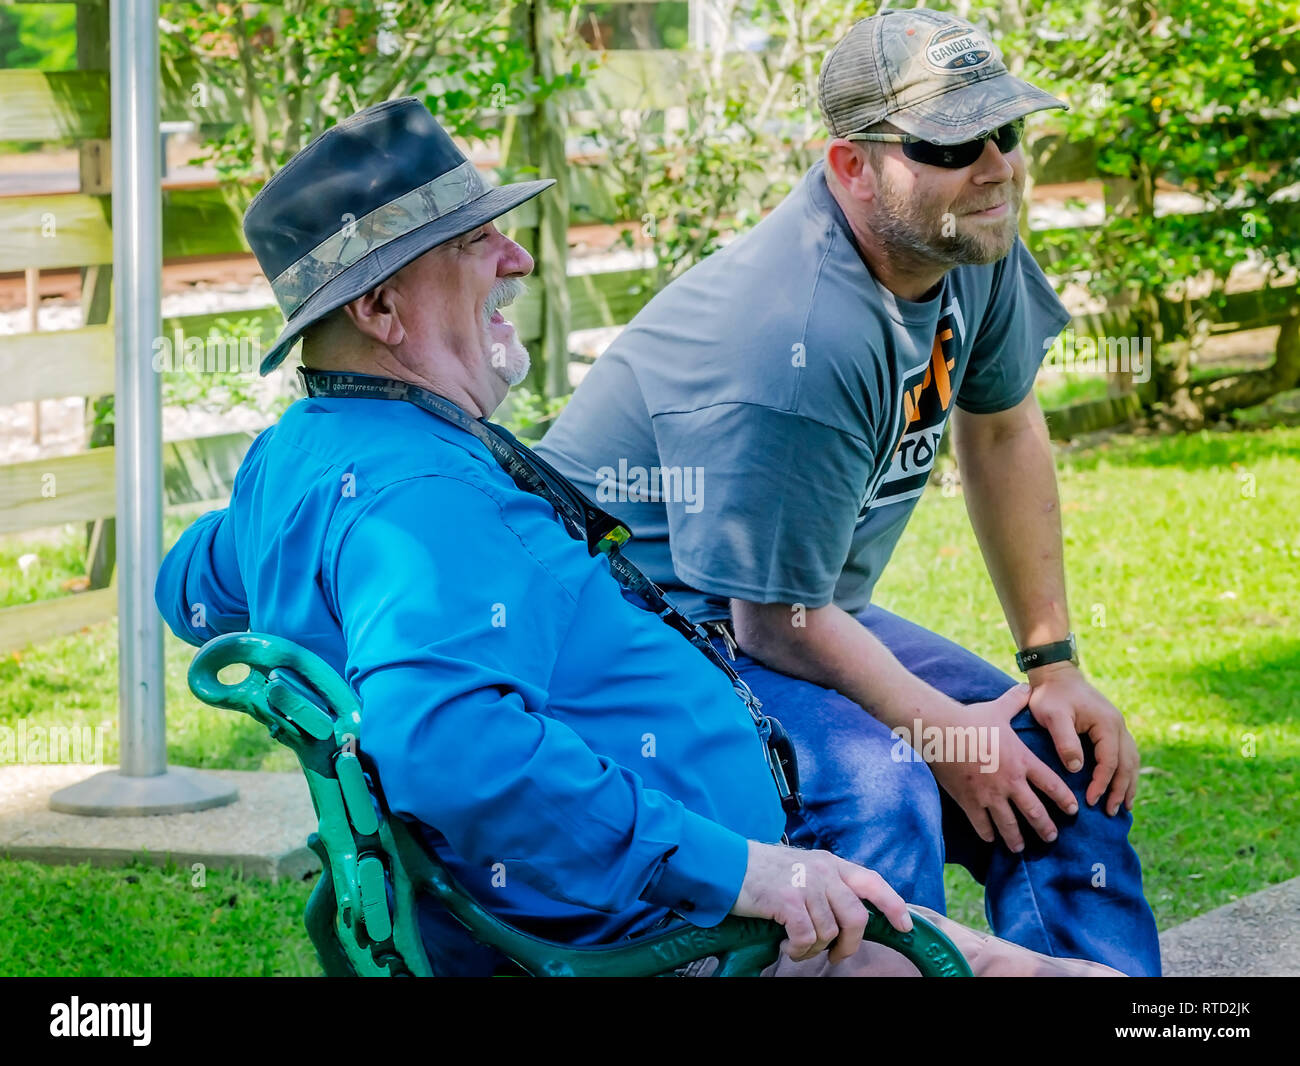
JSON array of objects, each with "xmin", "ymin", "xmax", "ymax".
[{"xmin": 923, "ymin": 26, "xmax": 993, "ymax": 73}]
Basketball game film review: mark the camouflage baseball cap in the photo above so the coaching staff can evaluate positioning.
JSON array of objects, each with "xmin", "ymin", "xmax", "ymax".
[{"xmin": 818, "ymin": 9, "xmax": 1067, "ymax": 145}]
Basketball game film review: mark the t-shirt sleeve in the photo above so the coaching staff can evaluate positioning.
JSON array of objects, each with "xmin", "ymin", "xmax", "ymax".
[
  {"xmin": 957, "ymin": 237, "xmax": 1072, "ymax": 414},
  {"xmin": 649, "ymin": 403, "xmax": 874, "ymax": 609}
]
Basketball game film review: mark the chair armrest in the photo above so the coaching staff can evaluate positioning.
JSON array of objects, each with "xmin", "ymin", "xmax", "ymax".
[{"xmin": 386, "ymin": 816, "xmax": 972, "ymax": 977}]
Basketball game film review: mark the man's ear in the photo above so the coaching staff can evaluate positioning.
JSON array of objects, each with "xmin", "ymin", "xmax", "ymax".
[
  {"xmin": 341, "ymin": 282, "xmax": 406, "ymax": 347},
  {"xmin": 825, "ymin": 139, "xmax": 877, "ymax": 204}
]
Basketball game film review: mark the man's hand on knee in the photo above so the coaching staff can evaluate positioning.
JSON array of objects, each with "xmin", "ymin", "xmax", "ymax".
[
  {"xmin": 1026, "ymin": 662, "xmax": 1141, "ymax": 816},
  {"xmin": 730, "ymin": 841, "xmax": 912, "ymax": 963},
  {"xmin": 927, "ymin": 683, "xmax": 1079, "ymax": 853}
]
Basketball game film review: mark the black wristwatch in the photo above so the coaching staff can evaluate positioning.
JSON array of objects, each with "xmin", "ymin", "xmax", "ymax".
[{"xmin": 1015, "ymin": 633, "xmax": 1078, "ymax": 673}]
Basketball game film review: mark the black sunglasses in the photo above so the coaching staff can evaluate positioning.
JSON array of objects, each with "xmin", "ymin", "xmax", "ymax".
[{"xmin": 847, "ymin": 117, "xmax": 1026, "ymax": 169}]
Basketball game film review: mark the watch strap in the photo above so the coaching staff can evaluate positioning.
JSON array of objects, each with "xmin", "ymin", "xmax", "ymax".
[{"xmin": 1016, "ymin": 634, "xmax": 1077, "ymax": 672}]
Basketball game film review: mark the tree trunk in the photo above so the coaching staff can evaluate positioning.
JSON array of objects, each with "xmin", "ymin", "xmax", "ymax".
[
  {"xmin": 529, "ymin": 0, "xmax": 572, "ymax": 399},
  {"xmin": 1159, "ymin": 307, "xmax": 1300, "ymax": 426}
]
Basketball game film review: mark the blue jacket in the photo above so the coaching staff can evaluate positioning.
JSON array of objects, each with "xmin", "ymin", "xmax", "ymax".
[{"xmin": 156, "ymin": 395, "xmax": 786, "ymax": 948}]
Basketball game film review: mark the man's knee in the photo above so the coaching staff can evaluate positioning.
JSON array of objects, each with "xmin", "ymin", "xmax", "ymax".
[{"xmin": 1012, "ymin": 708, "xmax": 1121, "ymax": 805}]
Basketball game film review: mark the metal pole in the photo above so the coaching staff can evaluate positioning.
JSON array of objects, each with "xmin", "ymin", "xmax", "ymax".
[
  {"xmin": 113, "ymin": 0, "xmax": 165, "ymax": 779},
  {"xmin": 51, "ymin": 0, "xmax": 236, "ymax": 815}
]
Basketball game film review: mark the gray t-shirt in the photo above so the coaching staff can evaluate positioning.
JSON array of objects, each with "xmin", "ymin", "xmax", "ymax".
[{"xmin": 537, "ymin": 160, "xmax": 1070, "ymax": 623}]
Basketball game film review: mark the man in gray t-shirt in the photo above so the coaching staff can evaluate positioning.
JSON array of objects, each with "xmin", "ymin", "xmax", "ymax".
[
  {"xmin": 540, "ymin": 160, "xmax": 1062, "ymax": 623},
  {"xmin": 538, "ymin": 9, "xmax": 1159, "ymax": 975}
]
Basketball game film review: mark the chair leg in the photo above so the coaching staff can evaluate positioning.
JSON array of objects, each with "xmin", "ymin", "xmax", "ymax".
[{"xmin": 304, "ymin": 835, "xmax": 356, "ymax": 977}]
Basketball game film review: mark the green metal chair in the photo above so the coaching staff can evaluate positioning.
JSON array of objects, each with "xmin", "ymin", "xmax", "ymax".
[{"xmin": 188, "ymin": 631, "xmax": 973, "ymax": 977}]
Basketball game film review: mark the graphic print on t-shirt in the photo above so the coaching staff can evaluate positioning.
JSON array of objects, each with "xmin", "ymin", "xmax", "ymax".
[{"xmin": 860, "ymin": 296, "xmax": 967, "ymax": 516}]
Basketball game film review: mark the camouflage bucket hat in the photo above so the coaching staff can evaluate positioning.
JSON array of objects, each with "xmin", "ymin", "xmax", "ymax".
[{"xmin": 818, "ymin": 8, "xmax": 1067, "ymax": 145}]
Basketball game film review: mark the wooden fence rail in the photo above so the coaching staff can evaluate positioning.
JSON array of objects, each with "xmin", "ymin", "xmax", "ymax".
[{"xmin": 0, "ymin": 431, "xmax": 255, "ymax": 653}]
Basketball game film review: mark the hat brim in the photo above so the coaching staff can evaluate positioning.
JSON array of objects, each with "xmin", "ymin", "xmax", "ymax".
[
  {"xmin": 888, "ymin": 74, "xmax": 1067, "ymax": 145},
  {"xmin": 258, "ymin": 177, "xmax": 555, "ymax": 375}
]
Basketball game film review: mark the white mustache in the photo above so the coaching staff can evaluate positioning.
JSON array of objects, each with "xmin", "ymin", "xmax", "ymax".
[{"xmin": 483, "ymin": 278, "xmax": 526, "ymax": 327}]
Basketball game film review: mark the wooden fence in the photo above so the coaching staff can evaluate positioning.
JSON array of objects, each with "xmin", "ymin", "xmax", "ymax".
[{"xmin": 0, "ymin": 0, "xmax": 1296, "ymax": 652}]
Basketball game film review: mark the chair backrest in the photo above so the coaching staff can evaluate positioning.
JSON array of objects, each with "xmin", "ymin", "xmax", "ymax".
[
  {"xmin": 188, "ymin": 632, "xmax": 973, "ymax": 977},
  {"xmin": 189, "ymin": 632, "xmax": 428, "ymax": 975}
]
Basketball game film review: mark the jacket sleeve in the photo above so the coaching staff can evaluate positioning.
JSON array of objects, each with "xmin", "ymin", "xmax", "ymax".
[
  {"xmin": 331, "ymin": 474, "xmax": 750, "ymax": 927},
  {"xmin": 154, "ymin": 507, "xmax": 250, "ymax": 645}
]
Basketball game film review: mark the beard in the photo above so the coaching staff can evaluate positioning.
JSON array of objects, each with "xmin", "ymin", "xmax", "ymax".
[
  {"xmin": 870, "ymin": 169, "xmax": 1022, "ymax": 268},
  {"xmin": 491, "ymin": 333, "xmax": 531, "ymax": 387},
  {"xmin": 482, "ymin": 277, "xmax": 531, "ymax": 387}
]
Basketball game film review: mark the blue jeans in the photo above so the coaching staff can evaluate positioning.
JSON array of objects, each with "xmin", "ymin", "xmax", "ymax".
[{"xmin": 720, "ymin": 604, "xmax": 1161, "ymax": 977}]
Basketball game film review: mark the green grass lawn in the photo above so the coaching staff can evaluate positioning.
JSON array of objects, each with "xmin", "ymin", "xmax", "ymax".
[
  {"xmin": 0, "ymin": 857, "xmax": 319, "ymax": 977},
  {"xmin": 886, "ymin": 425, "xmax": 1300, "ymax": 931},
  {"xmin": 1033, "ymin": 372, "xmax": 1111, "ymax": 410},
  {"xmin": 1, "ymin": 424, "xmax": 1297, "ymax": 974}
]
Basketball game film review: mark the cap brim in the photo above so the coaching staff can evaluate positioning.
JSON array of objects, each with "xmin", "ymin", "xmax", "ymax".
[
  {"xmin": 258, "ymin": 177, "xmax": 555, "ymax": 375},
  {"xmin": 889, "ymin": 74, "xmax": 1067, "ymax": 145}
]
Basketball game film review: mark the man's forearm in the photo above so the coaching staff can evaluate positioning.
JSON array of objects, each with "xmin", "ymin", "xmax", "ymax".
[
  {"xmin": 954, "ymin": 398, "xmax": 1071, "ymax": 657},
  {"xmin": 954, "ymin": 400, "xmax": 1141, "ymax": 809},
  {"xmin": 730, "ymin": 598, "xmax": 968, "ymax": 731}
]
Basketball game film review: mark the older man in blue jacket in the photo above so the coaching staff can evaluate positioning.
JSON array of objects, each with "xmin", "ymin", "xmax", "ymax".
[{"xmin": 156, "ymin": 99, "xmax": 1117, "ymax": 978}]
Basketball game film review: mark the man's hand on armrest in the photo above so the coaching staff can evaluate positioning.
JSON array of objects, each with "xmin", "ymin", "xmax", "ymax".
[{"xmin": 730, "ymin": 840, "xmax": 912, "ymax": 963}]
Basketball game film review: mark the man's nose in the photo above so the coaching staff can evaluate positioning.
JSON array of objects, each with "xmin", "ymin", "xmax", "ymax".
[
  {"xmin": 499, "ymin": 237, "xmax": 534, "ymax": 278},
  {"xmin": 972, "ymin": 137, "xmax": 1015, "ymax": 183}
]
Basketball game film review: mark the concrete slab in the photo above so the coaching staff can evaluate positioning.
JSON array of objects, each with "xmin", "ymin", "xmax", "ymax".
[
  {"xmin": 1160, "ymin": 877, "xmax": 1300, "ymax": 977},
  {"xmin": 0, "ymin": 764, "xmax": 320, "ymax": 881}
]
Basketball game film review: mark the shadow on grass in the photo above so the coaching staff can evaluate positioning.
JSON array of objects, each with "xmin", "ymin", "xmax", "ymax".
[
  {"xmin": 1128, "ymin": 724, "xmax": 1297, "ymax": 925},
  {"xmin": 1172, "ymin": 637, "xmax": 1300, "ymax": 730}
]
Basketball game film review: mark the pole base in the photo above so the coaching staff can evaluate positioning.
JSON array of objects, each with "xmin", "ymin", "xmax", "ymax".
[{"xmin": 48, "ymin": 766, "xmax": 239, "ymax": 817}]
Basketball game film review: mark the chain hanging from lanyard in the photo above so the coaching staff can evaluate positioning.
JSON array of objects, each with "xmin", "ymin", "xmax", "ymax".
[{"xmin": 299, "ymin": 368, "xmax": 802, "ymax": 813}]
